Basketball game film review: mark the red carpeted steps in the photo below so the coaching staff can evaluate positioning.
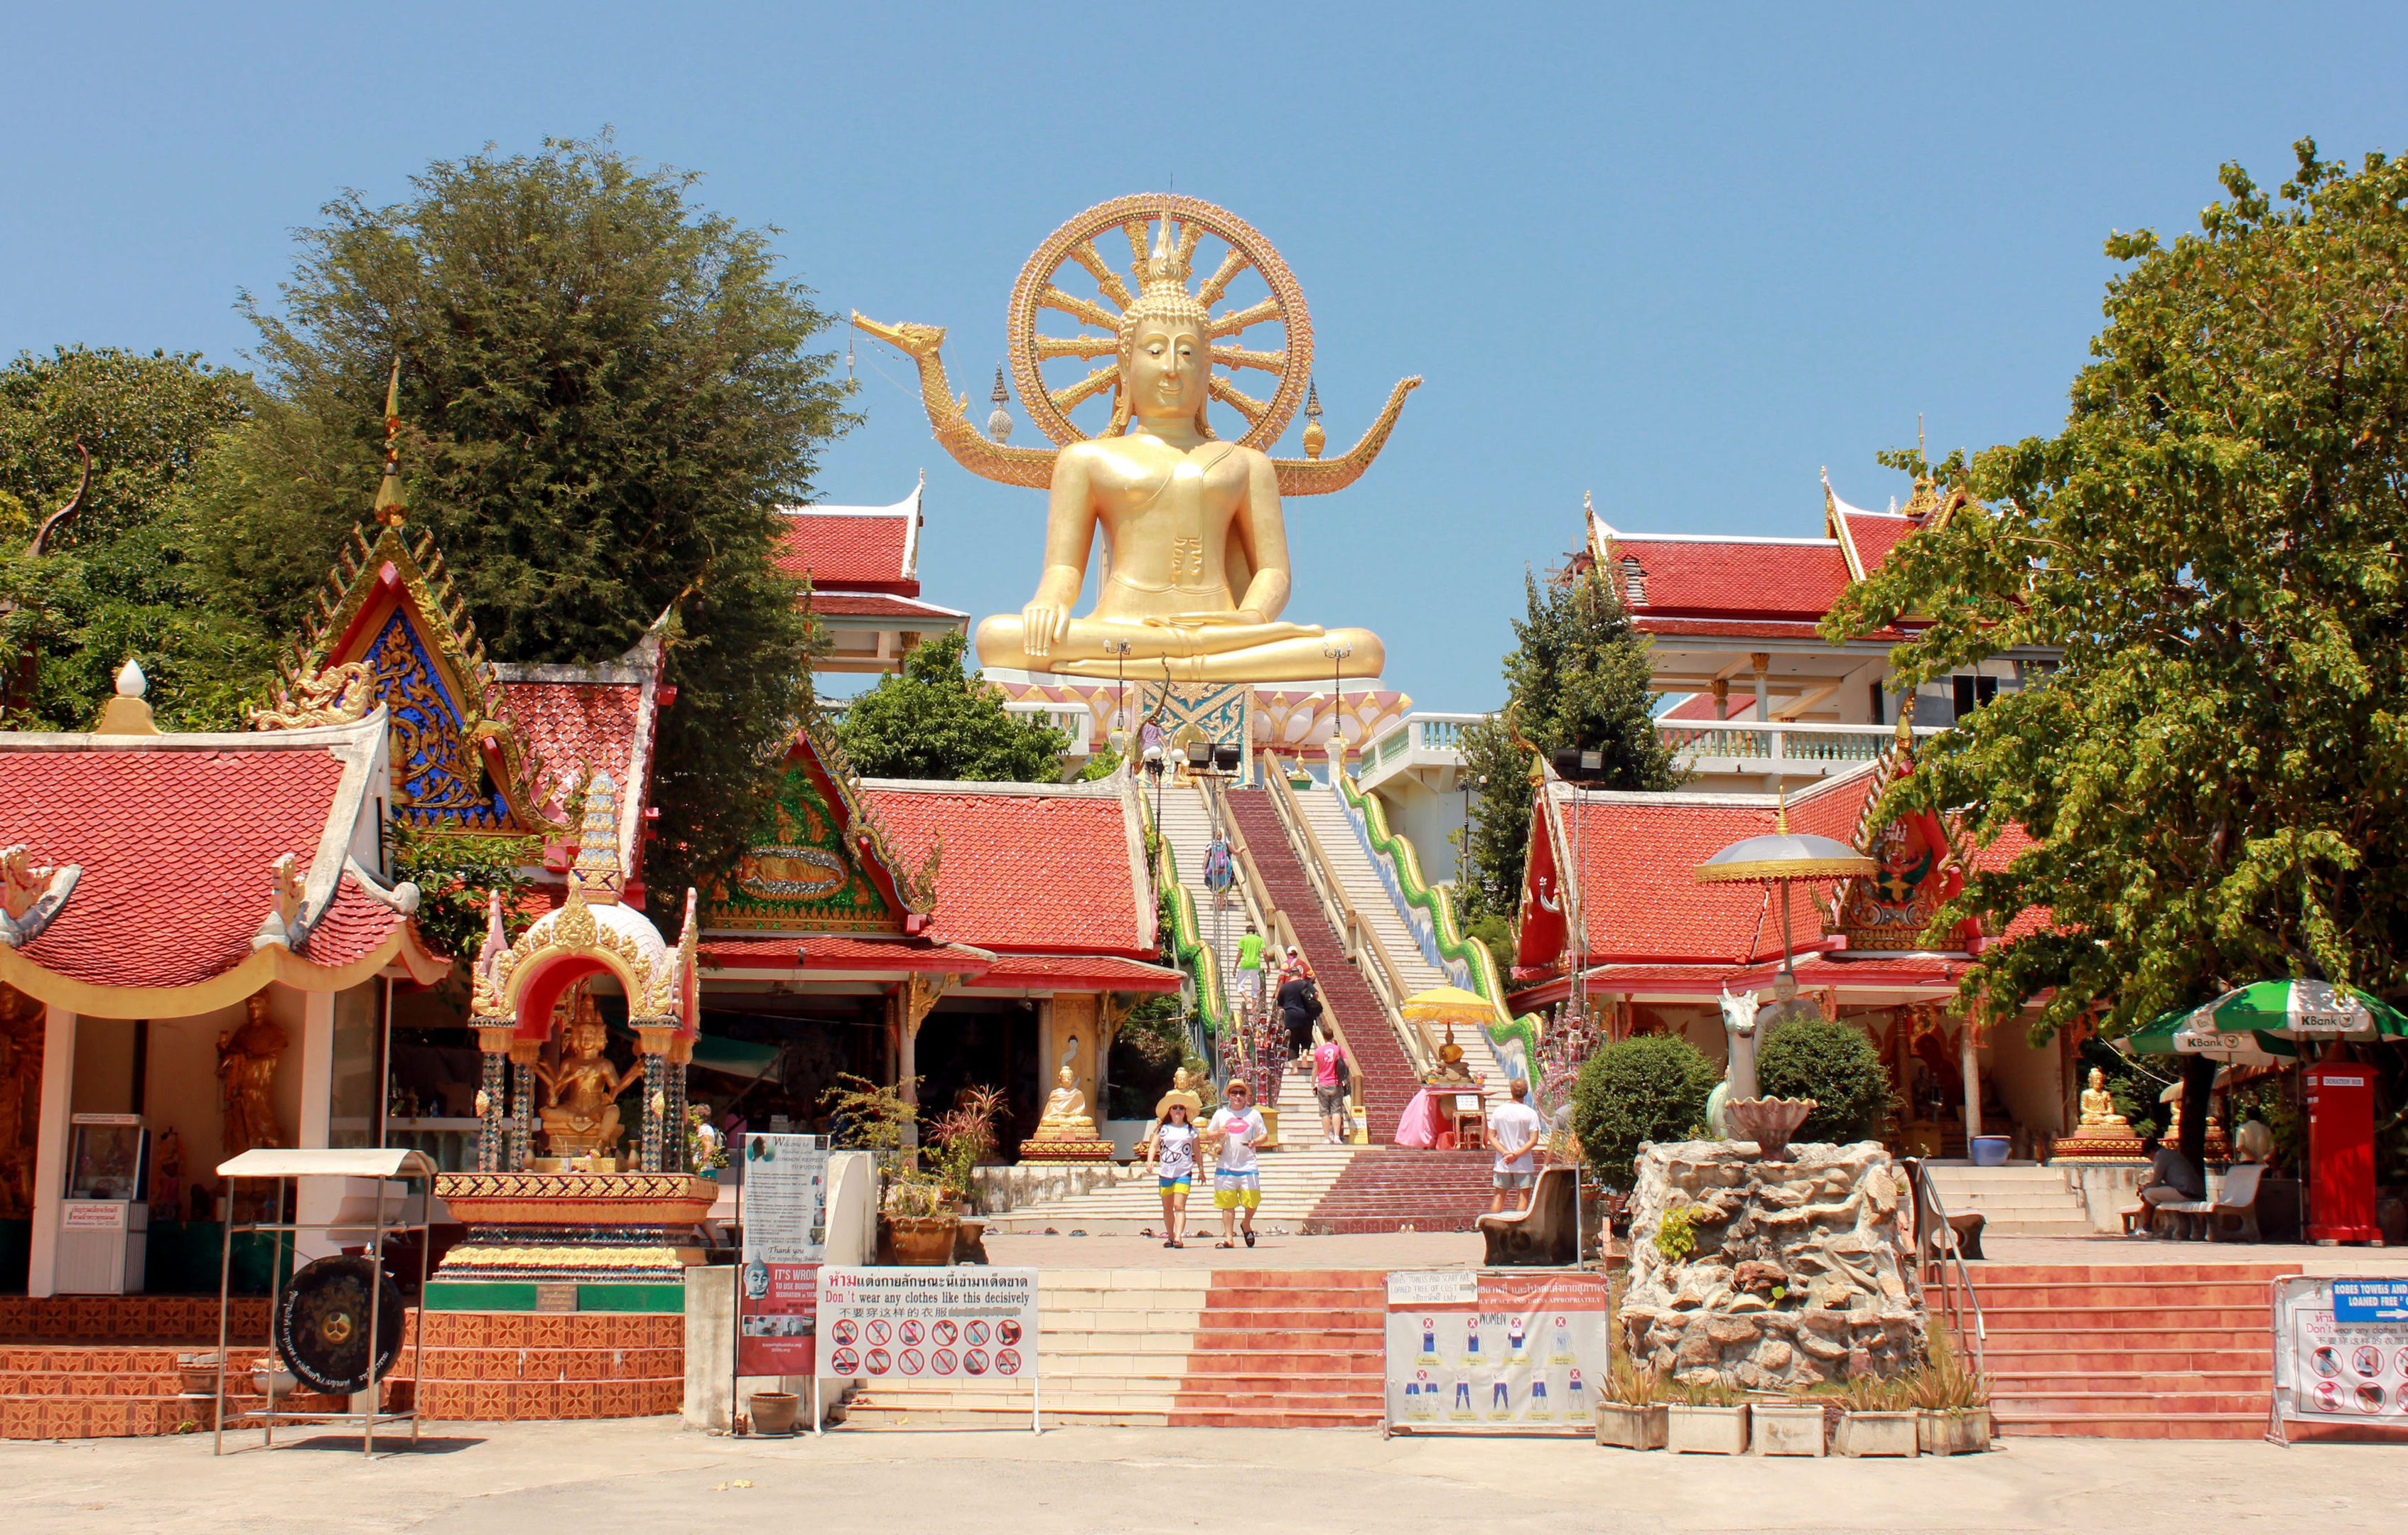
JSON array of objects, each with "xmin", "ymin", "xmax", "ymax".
[
  {"xmin": 1224, "ymin": 788, "xmax": 1421, "ymax": 1141},
  {"xmin": 1170, "ymin": 1269, "xmax": 1386, "ymax": 1428},
  {"xmin": 1307, "ymin": 1148, "xmax": 1501, "ymax": 1234},
  {"xmin": 1976, "ymin": 1263, "xmax": 2284, "ymax": 1439}
]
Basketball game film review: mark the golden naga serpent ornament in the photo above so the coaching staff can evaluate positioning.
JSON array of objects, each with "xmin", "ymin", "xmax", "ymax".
[{"xmin": 853, "ymin": 193, "xmax": 1418, "ymax": 496}]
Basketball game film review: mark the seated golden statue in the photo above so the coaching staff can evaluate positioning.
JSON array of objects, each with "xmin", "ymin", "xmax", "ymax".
[
  {"xmin": 2074, "ymin": 1067, "xmax": 2129, "ymax": 1138},
  {"xmin": 1031, "ymin": 1065, "xmax": 1098, "ymax": 1142},
  {"xmin": 1426, "ymin": 1026, "xmax": 1482, "ymax": 1089},
  {"xmin": 1153, "ymin": 1066, "xmax": 1204, "ymax": 1124},
  {"xmin": 969, "ymin": 222, "xmax": 1382, "ymax": 684},
  {"xmin": 538, "ymin": 1003, "xmax": 642, "ymax": 1162}
]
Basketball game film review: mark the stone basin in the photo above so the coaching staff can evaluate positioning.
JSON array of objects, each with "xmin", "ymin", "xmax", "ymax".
[{"xmin": 1723, "ymin": 1098, "xmax": 1818, "ymax": 1160}]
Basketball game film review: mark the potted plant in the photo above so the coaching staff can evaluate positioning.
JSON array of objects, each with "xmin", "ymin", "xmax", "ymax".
[
  {"xmin": 1664, "ymin": 1375, "xmax": 1749, "ymax": 1455},
  {"xmin": 1750, "ymin": 1394, "xmax": 1828, "ymax": 1457},
  {"xmin": 927, "ymin": 1085, "xmax": 1007, "ymax": 1264},
  {"xmin": 1833, "ymin": 1375, "xmax": 1920, "ymax": 1458},
  {"xmin": 1594, "ymin": 1356, "xmax": 1668, "ymax": 1450},
  {"xmin": 824, "ymin": 1073, "xmax": 957, "ymax": 1265},
  {"xmin": 1911, "ymin": 1334, "xmax": 1994, "ymax": 1455}
]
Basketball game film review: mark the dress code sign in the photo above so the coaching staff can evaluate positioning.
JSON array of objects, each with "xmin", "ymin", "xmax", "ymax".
[
  {"xmin": 816, "ymin": 1267, "xmax": 1039, "ymax": 1380},
  {"xmin": 1381, "ymin": 1269, "xmax": 1609, "ymax": 1436},
  {"xmin": 2273, "ymin": 1275, "xmax": 2408, "ymax": 1432}
]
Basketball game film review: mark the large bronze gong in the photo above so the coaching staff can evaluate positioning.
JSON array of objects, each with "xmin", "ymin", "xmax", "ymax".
[{"xmin": 276, "ymin": 1254, "xmax": 405, "ymax": 1396}]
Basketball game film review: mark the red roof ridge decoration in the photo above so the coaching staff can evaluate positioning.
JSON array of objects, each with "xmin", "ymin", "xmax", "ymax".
[{"xmin": 808, "ymin": 718, "xmax": 939, "ymax": 916}]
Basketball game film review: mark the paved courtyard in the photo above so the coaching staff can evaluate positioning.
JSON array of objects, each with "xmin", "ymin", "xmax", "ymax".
[{"xmin": 1, "ymin": 1418, "xmax": 2400, "ymax": 1534}]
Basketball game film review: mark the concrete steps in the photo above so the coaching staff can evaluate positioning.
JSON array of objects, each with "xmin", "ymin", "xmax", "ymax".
[
  {"xmin": 1976, "ymin": 1264, "xmax": 2284, "ymax": 1440},
  {"xmin": 1926, "ymin": 1162, "xmax": 2098, "ymax": 1237},
  {"xmin": 1307, "ymin": 1147, "xmax": 1499, "ymax": 1233}
]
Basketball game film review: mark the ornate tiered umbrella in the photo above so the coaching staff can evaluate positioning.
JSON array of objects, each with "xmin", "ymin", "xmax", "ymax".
[{"xmin": 1691, "ymin": 795, "xmax": 1879, "ymax": 977}]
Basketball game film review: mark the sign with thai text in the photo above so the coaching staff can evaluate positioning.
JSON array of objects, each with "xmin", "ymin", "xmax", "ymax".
[
  {"xmin": 1382, "ymin": 1269, "xmax": 1609, "ymax": 1436},
  {"xmin": 816, "ymin": 1267, "xmax": 1039, "ymax": 1381}
]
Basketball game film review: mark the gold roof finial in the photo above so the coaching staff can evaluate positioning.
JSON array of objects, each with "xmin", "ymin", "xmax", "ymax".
[
  {"xmin": 1775, "ymin": 784, "xmax": 1790, "ymax": 836},
  {"xmin": 372, "ymin": 357, "xmax": 407, "ymax": 527}
]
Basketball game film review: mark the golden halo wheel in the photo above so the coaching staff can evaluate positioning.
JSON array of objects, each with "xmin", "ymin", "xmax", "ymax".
[{"xmin": 1006, "ymin": 193, "xmax": 1313, "ymax": 451}]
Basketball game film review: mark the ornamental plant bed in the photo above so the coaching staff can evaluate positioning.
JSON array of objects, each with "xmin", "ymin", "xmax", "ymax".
[
  {"xmin": 1749, "ymin": 1402, "xmax": 1827, "ymax": 1457},
  {"xmin": 1834, "ymin": 1411, "xmax": 1920, "ymax": 1458},
  {"xmin": 1665, "ymin": 1401, "xmax": 1749, "ymax": 1455},
  {"xmin": 1918, "ymin": 1408, "xmax": 1992, "ymax": 1456}
]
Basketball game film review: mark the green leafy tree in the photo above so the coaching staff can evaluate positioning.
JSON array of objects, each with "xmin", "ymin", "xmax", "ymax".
[
  {"xmin": 836, "ymin": 632, "xmax": 1068, "ymax": 782},
  {"xmin": 1827, "ymin": 139, "xmax": 2408, "ymax": 1105},
  {"xmin": 1456, "ymin": 568, "xmax": 1678, "ymax": 928},
  {"xmin": 183, "ymin": 134, "xmax": 856, "ymax": 901},
  {"xmin": 0, "ymin": 346, "xmax": 263, "ymax": 728},
  {"xmin": 1570, "ymin": 1034, "xmax": 1717, "ymax": 1187},
  {"xmin": 1755, "ymin": 1018, "xmax": 1894, "ymax": 1144}
]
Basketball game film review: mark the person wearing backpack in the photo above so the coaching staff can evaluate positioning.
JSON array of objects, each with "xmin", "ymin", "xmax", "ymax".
[{"xmin": 1310, "ymin": 1025, "xmax": 1351, "ymax": 1145}]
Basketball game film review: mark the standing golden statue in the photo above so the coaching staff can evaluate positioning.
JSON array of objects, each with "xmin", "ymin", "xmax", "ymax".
[
  {"xmin": 853, "ymin": 195, "xmax": 1417, "ymax": 683},
  {"xmin": 217, "ymin": 996, "xmax": 290, "ymax": 1163}
]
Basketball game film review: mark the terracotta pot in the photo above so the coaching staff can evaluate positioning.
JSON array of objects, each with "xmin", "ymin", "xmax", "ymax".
[
  {"xmin": 749, "ymin": 1391, "xmax": 801, "ymax": 1436},
  {"xmin": 951, "ymin": 1219, "xmax": 988, "ymax": 1265},
  {"xmin": 885, "ymin": 1214, "xmax": 959, "ymax": 1266}
]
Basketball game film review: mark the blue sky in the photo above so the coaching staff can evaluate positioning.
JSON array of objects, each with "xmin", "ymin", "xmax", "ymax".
[{"xmin": 6, "ymin": 3, "xmax": 2402, "ymax": 709}]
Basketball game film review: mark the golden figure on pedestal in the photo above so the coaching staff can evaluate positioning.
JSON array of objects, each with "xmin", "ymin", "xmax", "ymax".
[
  {"xmin": 217, "ymin": 996, "xmax": 290, "ymax": 1163},
  {"xmin": 854, "ymin": 195, "xmax": 1418, "ymax": 684},
  {"xmin": 538, "ymin": 988, "xmax": 642, "ymax": 1163}
]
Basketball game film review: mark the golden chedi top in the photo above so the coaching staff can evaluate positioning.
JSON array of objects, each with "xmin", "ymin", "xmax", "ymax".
[{"xmin": 852, "ymin": 194, "xmax": 1418, "ymax": 684}]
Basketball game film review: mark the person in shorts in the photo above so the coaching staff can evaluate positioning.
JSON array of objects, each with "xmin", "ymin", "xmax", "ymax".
[
  {"xmin": 1310, "ymin": 1025, "xmax": 1349, "ymax": 1145},
  {"xmin": 1236, "ymin": 923, "xmax": 1265, "ymax": 1015},
  {"xmin": 1206, "ymin": 1079, "xmax": 1268, "ymax": 1249},
  {"xmin": 1145, "ymin": 1101, "xmax": 1199, "ymax": 1248},
  {"xmin": 1485, "ymin": 1077, "xmax": 1545, "ymax": 1213}
]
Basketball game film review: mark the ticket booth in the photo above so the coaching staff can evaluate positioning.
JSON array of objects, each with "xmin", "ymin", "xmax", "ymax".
[{"xmin": 57, "ymin": 1113, "xmax": 149, "ymax": 1294}]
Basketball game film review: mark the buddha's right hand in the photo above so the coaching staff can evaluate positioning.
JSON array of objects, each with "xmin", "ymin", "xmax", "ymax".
[{"xmin": 1021, "ymin": 603, "xmax": 1067, "ymax": 657}]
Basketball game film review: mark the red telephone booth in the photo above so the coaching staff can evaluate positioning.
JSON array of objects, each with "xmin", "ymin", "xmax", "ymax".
[{"xmin": 2302, "ymin": 1062, "xmax": 2379, "ymax": 1244}]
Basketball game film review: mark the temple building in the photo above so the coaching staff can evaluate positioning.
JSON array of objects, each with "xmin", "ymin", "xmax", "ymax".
[{"xmin": 774, "ymin": 476, "xmax": 968, "ymax": 676}]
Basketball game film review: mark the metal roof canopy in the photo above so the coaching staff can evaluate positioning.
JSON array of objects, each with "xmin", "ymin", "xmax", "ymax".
[{"xmin": 215, "ymin": 1147, "xmax": 437, "ymax": 1180}]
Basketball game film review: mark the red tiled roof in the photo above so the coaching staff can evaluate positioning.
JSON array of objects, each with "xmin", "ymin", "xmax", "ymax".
[
  {"xmin": 976, "ymin": 954, "xmax": 1182, "ymax": 992},
  {"xmin": 865, "ymin": 785, "xmax": 1146, "ymax": 957},
  {"xmin": 701, "ymin": 936, "xmax": 993, "ymax": 974},
  {"xmin": 1633, "ymin": 615, "xmax": 1915, "ymax": 644},
  {"xmin": 1602, "ymin": 537, "xmax": 1852, "ymax": 622},
  {"xmin": 774, "ymin": 510, "xmax": 916, "ymax": 595},
  {"xmin": 806, "ymin": 592, "xmax": 965, "ymax": 620},
  {"xmin": 0, "ymin": 747, "xmax": 380, "ymax": 990},
  {"xmin": 1842, "ymin": 511, "xmax": 1920, "ymax": 575},
  {"xmin": 495, "ymin": 680, "xmax": 644, "ymax": 794}
]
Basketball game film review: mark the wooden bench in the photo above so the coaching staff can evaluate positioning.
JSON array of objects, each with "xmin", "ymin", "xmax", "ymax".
[{"xmin": 1478, "ymin": 1165, "xmax": 1579, "ymax": 1266}]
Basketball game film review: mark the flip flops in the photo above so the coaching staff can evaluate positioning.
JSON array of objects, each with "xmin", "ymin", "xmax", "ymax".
[{"xmin": 1243, "ymin": 1230, "xmax": 1256, "ymax": 1248}]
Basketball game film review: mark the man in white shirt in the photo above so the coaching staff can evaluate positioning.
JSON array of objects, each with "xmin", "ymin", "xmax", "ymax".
[
  {"xmin": 1486, "ymin": 1077, "xmax": 1545, "ymax": 1214},
  {"xmin": 1206, "ymin": 1079, "xmax": 1268, "ymax": 1249}
]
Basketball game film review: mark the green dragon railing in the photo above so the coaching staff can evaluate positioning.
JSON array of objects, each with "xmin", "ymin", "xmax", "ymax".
[
  {"xmin": 1149, "ymin": 818, "xmax": 1228, "ymax": 1038},
  {"xmin": 1334, "ymin": 763, "xmax": 1543, "ymax": 1071}
]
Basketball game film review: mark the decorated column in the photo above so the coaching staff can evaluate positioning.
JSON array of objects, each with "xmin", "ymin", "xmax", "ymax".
[
  {"xmin": 633, "ymin": 1024, "xmax": 675, "ymax": 1173},
  {"xmin": 474, "ymin": 1030, "xmax": 512, "ymax": 1173},
  {"xmin": 507, "ymin": 1038, "xmax": 541, "ymax": 1171},
  {"xmin": 666, "ymin": 1036, "xmax": 693, "ymax": 1173}
]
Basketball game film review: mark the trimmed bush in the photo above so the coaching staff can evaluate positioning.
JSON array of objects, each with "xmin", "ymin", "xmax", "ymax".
[
  {"xmin": 1570, "ymin": 1035, "xmax": 1717, "ymax": 1188},
  {"xmin": 1756, "ymin": 1018, "xmax": 1894, "ymax": 1144}
]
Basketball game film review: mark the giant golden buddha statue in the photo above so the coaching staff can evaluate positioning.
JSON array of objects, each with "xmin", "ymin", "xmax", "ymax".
[{"xmin": 853, "ymin": 195, "xmax": 1418, "ymax": 684}]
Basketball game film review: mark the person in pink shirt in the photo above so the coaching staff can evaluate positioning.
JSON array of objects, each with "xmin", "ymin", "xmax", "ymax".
[{"xmin": 1310, "ymin": 1025, "xmax": 1350, "ymax": 1145}]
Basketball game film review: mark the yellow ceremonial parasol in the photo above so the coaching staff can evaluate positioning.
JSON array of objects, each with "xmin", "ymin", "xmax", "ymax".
[
  {"xmin": 1692, "ymin": 794, "xmax": 1877, "ymax": 979},
  {"xmin": 1401, "ymin": 987, "xmax": 1496, "ymax": 1082}
]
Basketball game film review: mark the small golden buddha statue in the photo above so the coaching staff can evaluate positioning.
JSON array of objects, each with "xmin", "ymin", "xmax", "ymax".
[
  {"xmin": 538, "ymin": 996, "xmax": 642, "ymax": 1163},
  {"xmin": 970, "ymin": 220, "xmax": 1383, "ymax": 683},
  {"xmin": 2074, "ymin": 1067, "xmax": 2129, "ymax": 1138},
  {"xmin": 1031, "ymin": 1065, "xmax": 1098, "ymax": 1142},
  {"xmin": 1426, "ymin": 1025, "xmax": 1481, "ymax": 1089},
  {"xmin": 1154, "ymin": 1066, "xmax": 1204, "ymax": 1124}
]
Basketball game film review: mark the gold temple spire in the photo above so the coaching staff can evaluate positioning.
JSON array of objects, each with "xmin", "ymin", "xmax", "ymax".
[{"xmin": 372, "ymin": 357, "xmax": 407, "ymax": 527}]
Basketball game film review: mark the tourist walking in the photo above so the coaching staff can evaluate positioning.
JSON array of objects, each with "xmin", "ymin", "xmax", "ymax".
[
  {"xmin": 1310, "ymin": 1025, "xmax": 1350, "ymax": 1144},
  {"xmin": 1145, "ymin": 1101, "xmax": 1199, "ymax": 1248},
  {"xmin": 1278, "ymin": 966, "xmax": 1319, "ymax": 1065},
  {"xmin": 1206, "ymin": 1079, "xmax": 1268, "ymax": 1248},
  {"xmin": 1236, "ymin": 922, "xmax": 1265, "ymax": 1016},
  {"xmin": 1485, "ymin": 1077, "xmax": 1545, "ymax": 1214}
]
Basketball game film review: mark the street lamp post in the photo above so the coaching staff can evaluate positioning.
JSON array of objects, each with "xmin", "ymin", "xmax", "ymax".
[
  {"xmin": 1322, "ymin": 640, "xmax": 1353, "ymax": 769},
  {"xmin": 1102, "ymin": 638, "xmax": 1132, "ymax": 755}
]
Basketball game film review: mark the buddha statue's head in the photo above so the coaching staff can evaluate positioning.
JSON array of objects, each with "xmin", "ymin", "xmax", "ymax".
[
  {"xmin": 2088, "ymin": 1067, "xmax": 2106, "ymax": 1089},
  {"xmin": 1113, "ymin": 214, "xmax": 1213, "ymax": 437},
  {"xmin": 1057, "ymin": 1064, "xmax": 1076, "ymax": 1087},
  {"xmin": 1171, "ymin": 1067, "xmax": 1191, "ymax": 1089}
]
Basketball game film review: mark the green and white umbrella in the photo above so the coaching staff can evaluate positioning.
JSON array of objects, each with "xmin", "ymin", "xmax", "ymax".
[{"xmin": 2124, "ymin": 979, "xmax": 2407, "ymax": 1064}]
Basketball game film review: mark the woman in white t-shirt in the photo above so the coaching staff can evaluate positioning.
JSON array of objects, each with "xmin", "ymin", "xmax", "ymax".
[
  {"xmin": 1206, "ymin": 1079, "xmax": 1268, "ymax": 1249},
  {"xmin": 1145, "ymin": 1102, "xmax": 1199, "ymax": 1249}
]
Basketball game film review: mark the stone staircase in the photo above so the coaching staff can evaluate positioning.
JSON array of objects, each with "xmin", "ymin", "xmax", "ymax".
[
  {"xmin": 1153, "ymin": 785, "xmax": 1250, "ymax": 1005},
  {"xmin": 1292, "ymin": 786, "xmax": 1506, "ymax": 1088},
  {"xmin": 1226, "ymin": 788, "xmax": 1421, "ymax": 1141},
  {"xmin": 981, "ymin": 1067, "xmax": 1361, "ymax": 1235},
  {"xmin": 1305, "ymin": 1148, "xmax": 1501, "ymax": 1234},
  {"xmin": 1977, "ymin": 1263, "xmax": 2282, "ymax": 1439},
  {"xmin": 838, "ymin": 1269, "xmax": 1385, "ymax": 1430},
  {"xmin": 0, "ymin": 1297, "xmax": 346, "ymax": 1439},
  {"xmin": 1924, "ymin": 1163, "xmax": 2098, "ymax": 1237}
]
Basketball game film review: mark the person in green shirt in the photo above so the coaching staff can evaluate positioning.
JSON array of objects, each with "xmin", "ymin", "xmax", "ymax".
[{"xmin": 1236, "ymin": 924, "xmax": 1265, "ymax": 1017}]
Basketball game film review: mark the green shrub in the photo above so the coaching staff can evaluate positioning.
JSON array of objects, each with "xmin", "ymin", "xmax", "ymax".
[
  {"xmin": 1570, "ymin": 1035, "xmax": 1717, "ymax": 1188},
  {"xmin": 1756, "ymin": 1018, "xmax": 1893, "ymax": 1144}
]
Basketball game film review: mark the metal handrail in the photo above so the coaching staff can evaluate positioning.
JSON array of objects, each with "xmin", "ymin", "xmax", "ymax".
[
  {"xmin": 1206, "ymin": 774, "xmax": 1369, "ymax": 1134},
  {"xmin": 1908, "ymin": 1158, "xmax": 1989, "ymax": 1374},
  {"xmin": 1261, "ymin": 750, "xmax": 1427, "ymax": 1077}
]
